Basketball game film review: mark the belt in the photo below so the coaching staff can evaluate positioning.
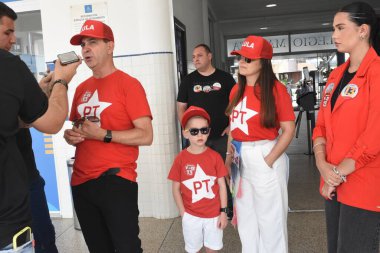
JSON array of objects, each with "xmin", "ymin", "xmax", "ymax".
[{"xmin": 100, "ymin": 168, "xmax": 120, "ymax": 177}]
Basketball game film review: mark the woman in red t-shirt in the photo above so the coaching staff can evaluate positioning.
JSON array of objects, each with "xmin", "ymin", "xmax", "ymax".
[{"xmin": 225, "ymin": 36, "xmax": 295, "ymax": 253}]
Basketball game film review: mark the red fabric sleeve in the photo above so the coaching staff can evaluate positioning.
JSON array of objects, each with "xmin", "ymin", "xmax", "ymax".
[
  {"xmin": 275, "ymin": 82, "xmax": 295, "ymax": 122},
  {"xmin": 345, "ymin": 60, "xmax": 380, "ymax": 169},
  {"xmin": 312, "ymin": 87, "xmax": 328, "ymax": 140},
  {"xmin": 124, "ymin": 78, "xmax": 152, "ymax": 121},
  {"xmin": 168, "ymin": 155, "xmax": 181, "ymax": 182}
]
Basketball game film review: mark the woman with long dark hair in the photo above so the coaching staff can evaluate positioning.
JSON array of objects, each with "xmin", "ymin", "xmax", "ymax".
[
  {"xmin": 225, "ymin": 36, "xmax": 295, "ymax": 253},
  {"xmin": 313, "ymin": 2, "xmax": 380, "ymax": 252}
]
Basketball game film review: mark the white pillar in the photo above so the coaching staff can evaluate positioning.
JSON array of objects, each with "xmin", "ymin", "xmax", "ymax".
[
  {"xmin": 202, "ymin": 0, "xmax": 210, "ymax": 45},
  {"xmin": 40, "ymin": 0, "xmax": 180, "ymax": 218}
]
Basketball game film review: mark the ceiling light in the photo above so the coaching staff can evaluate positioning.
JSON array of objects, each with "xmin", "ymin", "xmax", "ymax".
[
  {"xmin": 266, "ymin": 4, "xmax": 277, "ymax": 7},
  {"xmin": 322, "ymin": 22, "xmax": 331, "ymax": 26},
  {"xmin": 260, "ymin": 27, "xmax": 269, "ymax": 30}
]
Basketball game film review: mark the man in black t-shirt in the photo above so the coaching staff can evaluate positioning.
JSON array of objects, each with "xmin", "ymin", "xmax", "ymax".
[
  {"xmin": 0, "ymin": 4, "xmax": 80, "ymax": 250},
  {"xmin": 177, "ymin": 44, "xmax": 235, "ymax": 218},
  {"xmin": 0, "ymin": 4, "xmax": 58, "ymax": 252},
  {"xmin": 177, "ymin": 44, "xmax": 235, "ymax": 160},
  {"xmin": 0, "ymin": 51, "xmax": 80, "ymax": 251},
  {"xmin": 0, "ymin": 49, "xmax": 46, "ymax": 251}
]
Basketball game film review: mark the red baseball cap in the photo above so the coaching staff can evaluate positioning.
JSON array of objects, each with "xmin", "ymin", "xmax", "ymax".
[
  {"xmin": 230, "ymin": 35, "xmax": 273, "ymax": 60},
  {"xmin": 70, "ymin": 20, "xmax": 114, "ymax": 45},
  {"xmin": 181, "ymin": 106, "xmax": 210, "ymax": 129}
]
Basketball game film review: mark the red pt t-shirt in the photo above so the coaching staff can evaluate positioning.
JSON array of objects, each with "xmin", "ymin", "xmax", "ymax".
[
  {"xmin": 229, "ymin": 81, "xmax": 295, "ymax": 141},
  {"xmin": 168, "ymin": 148, "xmax": 228, "ymax": 218},
  {"xmin": 69, "ymin": 70, "xmax": 152, "ymax": 186}
]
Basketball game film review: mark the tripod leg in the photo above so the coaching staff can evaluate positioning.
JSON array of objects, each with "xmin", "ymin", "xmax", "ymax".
[
  {"xmin": 295, "ymin": 111, "xmax": 303, "ymax": 138},
  {"xmin": 305, "ymin": 112, "xmax": 313, "ymax": 155},
  {"xmin": 310, "ymin": 111, "xmax": 316, "ymax": 131},
  {"xmin": 295, "ymin": 111, "xmax": 300, "ymax": 125}
]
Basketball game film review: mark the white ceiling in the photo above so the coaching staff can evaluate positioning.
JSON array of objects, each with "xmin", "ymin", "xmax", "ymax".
[{"xmin": 208, "ymin": 0, "xmax": 380, "ymax": 38}]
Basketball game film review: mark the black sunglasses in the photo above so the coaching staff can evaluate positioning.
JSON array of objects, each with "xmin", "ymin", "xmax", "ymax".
[
  {"xmin": 186, "ymin": 127, "xmax": 210, "ymax": 136},
  {"xmin": 72, "ymin": 116, "xmax": 100, "ymax": 127},
  {"xmin": 236, "ymin": 55, "xmax": 253, "ymax": 63}
]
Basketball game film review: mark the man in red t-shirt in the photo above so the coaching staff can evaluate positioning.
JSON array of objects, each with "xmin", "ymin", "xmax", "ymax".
[{"xmin": 63, "ymin": 20, "xmax": 153, "ymax": 253}]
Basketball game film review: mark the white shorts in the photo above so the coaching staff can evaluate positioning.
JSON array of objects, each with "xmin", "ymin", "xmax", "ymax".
[{"xmin": 182, "ymin": 212, "xmax": 223, "ymax": 253}]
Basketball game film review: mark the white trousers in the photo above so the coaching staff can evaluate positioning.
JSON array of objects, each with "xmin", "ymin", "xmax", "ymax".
[{"xmin": 236, "ymin": 140, "xmax": 289, "ymax": 253}]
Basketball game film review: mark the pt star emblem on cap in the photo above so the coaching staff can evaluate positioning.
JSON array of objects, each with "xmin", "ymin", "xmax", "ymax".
[
  {"xmin": 230, "ymin": 97, "xmax": 257, "ymax": 135},
  {"xmin": 182, "ymin": 164, "xmax": 216, "ymax": 203}
]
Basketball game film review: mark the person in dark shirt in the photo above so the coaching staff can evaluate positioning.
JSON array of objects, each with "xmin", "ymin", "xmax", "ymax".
[
  {"xmin": 177, "ymin": 44, "xmax": 235, "ymax": 160},
  {"xmin": 0, "ymin": 3, "xmax": 81, "ymax": 251},
  {"xmin": 0, "ymin": 3, "xmax": 58, "ymax": 252}
]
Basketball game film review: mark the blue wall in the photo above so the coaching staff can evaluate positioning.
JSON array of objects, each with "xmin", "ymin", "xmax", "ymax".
[{"xmin": 31, "ymin": 129, "xmax": 60, "ymax": 211}]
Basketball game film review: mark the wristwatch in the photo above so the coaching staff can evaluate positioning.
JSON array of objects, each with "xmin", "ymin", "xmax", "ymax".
[
  {"xmin": 103, "ymin": 130, "xmax": 112, "ymax": 143},
  {"xmin": 220, "ymin": 207, "xmax": 229, "ymax": 213},
  {"xmin": 50, "ymin": 79, "xmax": 68, "ymax": 93}
]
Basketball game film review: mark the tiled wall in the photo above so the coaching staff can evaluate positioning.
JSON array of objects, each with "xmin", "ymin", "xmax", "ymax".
[{"xmin": 114, "ymin": 53, "xmax": 180, "ymax": 218}]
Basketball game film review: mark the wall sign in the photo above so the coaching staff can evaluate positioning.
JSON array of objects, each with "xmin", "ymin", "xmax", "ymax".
[
  {"xmin": 290, "ymin": 32, "xmax": 334, "ymax": 52},
  {"xmin": 71, "ymin": 2, "xmax": 108, "ymax": 34}
]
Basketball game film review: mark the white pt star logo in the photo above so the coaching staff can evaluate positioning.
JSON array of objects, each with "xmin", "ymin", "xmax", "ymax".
[
  {"xmin": 77, "ymin": 90, "xmax": 111, "ymax": 120},
  {"xmin": 230, "ymin": 97, "xmax": 257, "ymax": 135},
  {"xmin": 182, "ymin": 164, "xmax": 216, "ymax": 203}
]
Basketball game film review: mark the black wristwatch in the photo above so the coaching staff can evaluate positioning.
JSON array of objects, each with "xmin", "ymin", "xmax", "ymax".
[
  {"xmin": 103, "ymin": 130, "xmax": 112, "ymax": 143},
  {"xmin": 220, "ymin": 207, "xmax": 229, "ymax": 213},
  {"xmin": 50, "ymin": 79, "xmax": 68, "ymax": 92}
]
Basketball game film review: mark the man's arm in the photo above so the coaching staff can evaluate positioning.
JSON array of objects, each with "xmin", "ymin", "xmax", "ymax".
[
  {"xmin": 32, "ymin": 59, "xmax": 81, "ymax": 134},
  {"xmin": 73, "ymin": 116, "xmax": 153, "ymax": 146},
  {"xmin": 18, "ymin": 72, "xmax": 54, "ymax": 129},
  {"xmin": 177, "ymin": 102, "xmax": 187, "ymax": 124}
]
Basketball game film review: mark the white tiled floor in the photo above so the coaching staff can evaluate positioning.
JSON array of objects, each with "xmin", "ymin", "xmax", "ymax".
[
  {"xmin": 53, "ymin": 112, "xmax": 333, "ymax": 253},
  {"xmin": 53, "ymin": 212, "xmax": 328, "ymax": 253}
]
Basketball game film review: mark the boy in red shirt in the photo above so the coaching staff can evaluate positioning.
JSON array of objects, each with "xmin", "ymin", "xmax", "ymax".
[{"xmin": 168, "ymin": 106, "xmax": 228, "ymax": 253}]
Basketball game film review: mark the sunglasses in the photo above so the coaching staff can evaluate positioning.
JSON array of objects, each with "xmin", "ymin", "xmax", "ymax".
[
  {"xmin": 236, "ymin": 55, "xmax": 253, "ymax": 63},
  {"xmin": 72, "ymin": 116, "xmax": 100, "ymax": 127},
  {"xmin": 186, "ymin": 127, "xmax": 210, "ymax": 136}
]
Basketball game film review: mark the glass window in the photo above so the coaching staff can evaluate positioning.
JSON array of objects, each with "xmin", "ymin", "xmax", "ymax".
[{"xmin": 11, "ymin": 11, "xmax": 46, "ymax": 81}]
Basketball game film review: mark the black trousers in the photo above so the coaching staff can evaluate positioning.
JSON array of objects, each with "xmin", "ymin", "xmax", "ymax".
[
  {"xmin": 72, "ymin": 175, "xmax": 142, "ymax": 253},
  {"xmin": 30, "ymin": 175, "xmax": 58, "ymax": 253},
  {"xmin": 325, "ymin": 196, "xmax": 380, "ymax": 253}
]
